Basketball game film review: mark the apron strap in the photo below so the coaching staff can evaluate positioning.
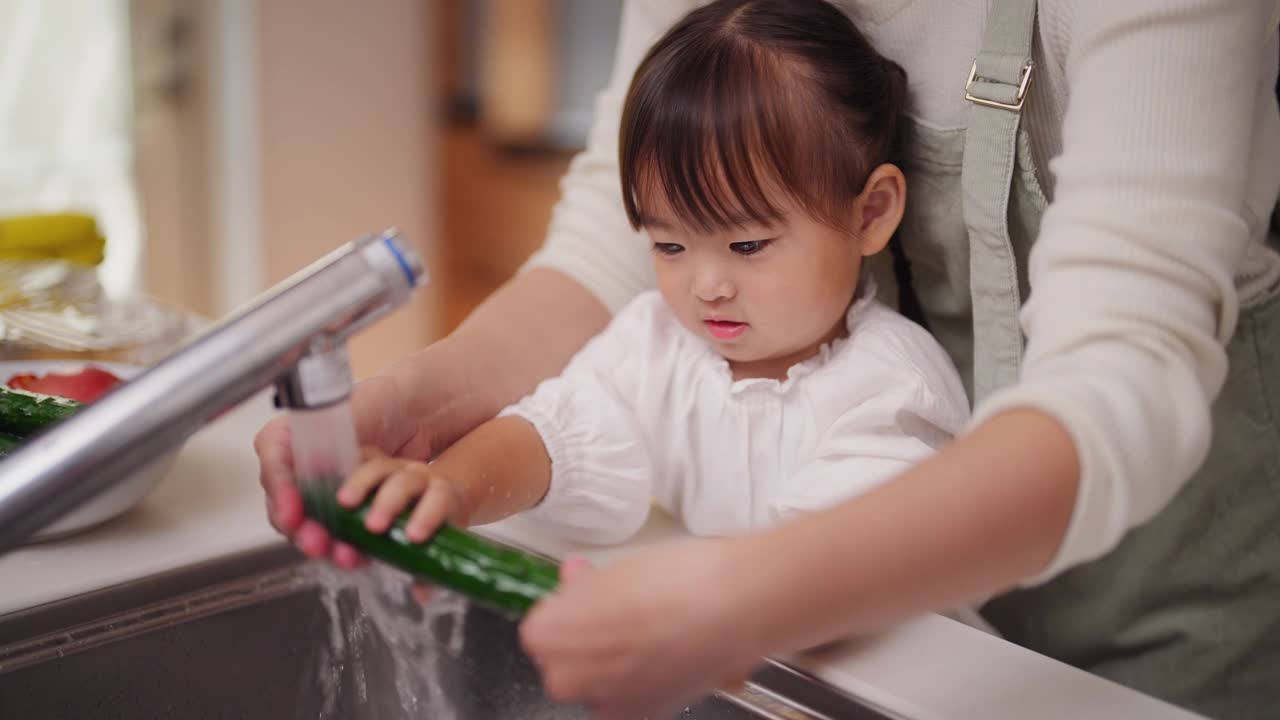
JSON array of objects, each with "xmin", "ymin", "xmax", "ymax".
[{"xmin": 961, "ymin": 0, "xmax": 1036, "ymax": 403}]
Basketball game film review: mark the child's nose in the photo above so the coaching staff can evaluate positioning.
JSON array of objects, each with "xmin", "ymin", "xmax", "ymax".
[{"xmin": 692, "ymin": 266, "xmax": 735, "ymax": 303}]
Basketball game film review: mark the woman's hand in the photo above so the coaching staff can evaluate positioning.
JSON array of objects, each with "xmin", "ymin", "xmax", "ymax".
[
  {"xmin": 520, "ymin": 539, "xmax": 763, "ymax": 720},
  {"xmin": 254, "ymin": 374, "xmax": 434, "ymax": 567}
]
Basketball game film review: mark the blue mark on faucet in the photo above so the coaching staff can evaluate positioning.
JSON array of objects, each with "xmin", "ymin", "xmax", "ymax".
[{"xmin": 382, "ymin": 235, "xmax": 419, "ymax": 287}]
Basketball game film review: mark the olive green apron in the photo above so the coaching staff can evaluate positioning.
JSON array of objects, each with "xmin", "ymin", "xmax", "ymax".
[{"xmin": 871, "ymin": 1, "xmax": 1280, "ymax": 716}]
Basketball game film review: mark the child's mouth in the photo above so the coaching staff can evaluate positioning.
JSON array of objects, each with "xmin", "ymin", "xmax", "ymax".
[{"xmin": 704, "ymin": 320, "xmax": 748, "ymax": 340}]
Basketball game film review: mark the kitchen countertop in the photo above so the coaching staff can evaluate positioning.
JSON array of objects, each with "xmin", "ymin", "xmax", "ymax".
[
  {"xmin": 0, "ymin": 391, "xmax": 283, "ymax": 616},
  {"xmin": 0, "ymin": 391, "xmax": 1202, "ymax": 719}
]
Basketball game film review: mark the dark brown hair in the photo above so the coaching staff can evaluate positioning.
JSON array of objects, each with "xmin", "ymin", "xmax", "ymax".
[{"xmin": 620, "ymin": 0, "xmax": 908, "ymax": 234}]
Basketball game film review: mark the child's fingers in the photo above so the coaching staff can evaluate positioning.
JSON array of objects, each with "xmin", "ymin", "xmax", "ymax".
[
  {"xmin": 338, "ymin": 455, "xmax": 405, "ymax": 507},
  {"xmin": 405, "ymin": 483, "xmax": 453, "ymax": 543},
  {"xmin": 365, "ymin": 469, "xmax": 427, "ymax": 533}
]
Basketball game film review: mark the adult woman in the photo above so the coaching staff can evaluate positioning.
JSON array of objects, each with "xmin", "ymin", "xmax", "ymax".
[{"xmin": 258, "ymin": 1, "xmax": 1280, "ymax": 717}]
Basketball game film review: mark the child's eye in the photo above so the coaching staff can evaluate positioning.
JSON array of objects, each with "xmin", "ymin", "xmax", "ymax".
[
  {"xmin": 729, "ymin": 239, "xmax": 772, "ymax": 255},
  {"xmin": 652, "ymin": 242, "xmax": 685, "ymax": 256}
]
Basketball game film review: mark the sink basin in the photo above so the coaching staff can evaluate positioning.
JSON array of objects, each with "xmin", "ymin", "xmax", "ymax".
[{"xmin": 0, "ymin": 545, "xmax": 901, "ymax": 719}]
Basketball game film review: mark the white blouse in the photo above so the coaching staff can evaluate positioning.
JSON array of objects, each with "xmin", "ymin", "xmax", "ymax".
[{"xmin": 499, "ymin": 284, "xmax": 971, "ymax": 544}]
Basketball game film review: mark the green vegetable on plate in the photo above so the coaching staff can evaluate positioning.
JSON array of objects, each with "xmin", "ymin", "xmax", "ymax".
[
  {"xmin": 0, "ymin": 386, "xmax": 81, "ymax": 437},
  {"xmin": 0, "ymin": 431, "xmax": 22, "ymax": 457}
]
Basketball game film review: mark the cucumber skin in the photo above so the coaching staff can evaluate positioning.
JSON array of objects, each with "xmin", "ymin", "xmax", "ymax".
[
  {"xmin": 302, "ymin": 490, "xmax": 559, "ymax": 616},
  {"xmin": 0, "ymin": 387, "xmax": 81, "ymax": 436}
]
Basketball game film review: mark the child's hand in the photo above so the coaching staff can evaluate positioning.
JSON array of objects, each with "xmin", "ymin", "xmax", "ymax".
[
  {"xmin": 256, "ymin": 375, "xmax": 432, "ymax": 567},
  {"xmin": 337, "ymin": 447, "xmax": 468, "ymax": 543}
]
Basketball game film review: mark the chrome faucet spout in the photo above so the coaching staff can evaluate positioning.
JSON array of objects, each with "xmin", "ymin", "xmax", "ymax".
[{"xmin": 0, "ymin": 230, "xmax": 426, "ymax": 552}]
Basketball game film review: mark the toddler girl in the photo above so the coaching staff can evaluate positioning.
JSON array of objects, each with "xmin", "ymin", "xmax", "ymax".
[{"xmin": 339, "ymin": 0, "xmax": 970, "ymax": 579}]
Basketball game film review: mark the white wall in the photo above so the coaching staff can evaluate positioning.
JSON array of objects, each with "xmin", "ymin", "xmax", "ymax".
[
  {"xmin": 253, "ymin": 0, "xmax": 437, "ymax": 377},
  {"xmin": 133, "ymin": 0, "xmax": 438, "ymax": 377},
  {"xmin": 0, "ymin": 0, "xmax": 139, "ymax": 296}
]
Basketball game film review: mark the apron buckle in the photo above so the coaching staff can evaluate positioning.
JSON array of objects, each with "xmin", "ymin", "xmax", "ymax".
[{"xmin": 965, "ymin": 59, "xmax": 1034, "ymax": 111}]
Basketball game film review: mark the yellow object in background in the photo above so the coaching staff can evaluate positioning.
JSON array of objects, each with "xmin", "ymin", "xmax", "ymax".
[{"xmin": 0, "ymin": 213, "xmax": 106, "ymax": 266}]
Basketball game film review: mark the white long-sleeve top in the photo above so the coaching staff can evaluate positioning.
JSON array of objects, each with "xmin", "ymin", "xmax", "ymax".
[
  {"xmin": 499, "ymin": 285, "xmax": 971, "ymax": 544},
  {"xmin": 523, "ymin": 0, "xmax": 1280, "ymax": 581}
]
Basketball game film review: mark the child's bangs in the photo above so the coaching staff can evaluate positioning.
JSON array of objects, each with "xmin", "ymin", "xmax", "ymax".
[{"xmin": 621, "ymin": 41, "xmax": 850, "ymax": 234}]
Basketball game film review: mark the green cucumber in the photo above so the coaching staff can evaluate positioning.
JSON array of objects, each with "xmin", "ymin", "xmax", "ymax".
[
  {"xmin": 302, "ymin": 489, "xmax": 559, "ymax": 616},
  {"xmin": 0, "ymin": 432, "xmax": 22, "ymax": 457},
  {"xmin": 0, "ymin": 387, "xmax": 81, "ymax": 436}
]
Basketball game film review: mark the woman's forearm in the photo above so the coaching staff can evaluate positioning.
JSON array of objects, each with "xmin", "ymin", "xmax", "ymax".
[
  {"xmin": 432, "ymin": 415, "xmax": 553, "ymax": 526},
  {"xmin": 385, "ymin": 268, "xmax": 611, "ymax": 452},
  {"xmin": 733, "ymin": 408, "xmax": 1079, "ymax": 654}
]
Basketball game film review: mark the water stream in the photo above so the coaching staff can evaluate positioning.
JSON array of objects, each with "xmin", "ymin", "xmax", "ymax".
[{"xmin": 309, "ymin": 562, "xmax": 470, "ymax": 719}]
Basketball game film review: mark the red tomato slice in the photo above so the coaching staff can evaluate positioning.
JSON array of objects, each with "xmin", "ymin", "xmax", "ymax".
[{"xmin": 5, "ymin": 367, "xmax": 124, "ymax": 403}]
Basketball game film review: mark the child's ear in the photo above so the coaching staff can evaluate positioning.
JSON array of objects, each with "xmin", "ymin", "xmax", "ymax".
[{"xmin": 852, "ymin": 163, "xmax": 906, "ymax": 256}]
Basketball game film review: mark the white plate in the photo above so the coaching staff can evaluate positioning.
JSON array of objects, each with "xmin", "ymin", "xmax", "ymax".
[{"xmin": 0, "ymin": 360, "xmax": 182, "ymax": 542}]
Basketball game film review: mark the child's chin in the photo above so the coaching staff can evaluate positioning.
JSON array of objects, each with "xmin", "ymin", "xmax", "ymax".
[{"xmin": 716, "ymin": 346, "xmax": 768, "ymax": 364}]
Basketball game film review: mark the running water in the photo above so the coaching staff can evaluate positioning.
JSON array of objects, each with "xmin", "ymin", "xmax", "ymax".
[
  {"xmin": 308, "ymin": 562, "xmax": 469, "ymax": 719},
  {"xmin": 299, "ymin": 558, "xmax": 722, "ymax": 719},
  {"xmin": 290, "ymin": 402, "xmax": 470, "ymax": 716}
]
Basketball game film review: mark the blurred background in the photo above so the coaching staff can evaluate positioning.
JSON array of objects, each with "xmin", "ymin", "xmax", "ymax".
[{"xmin": 0, "ymin": 0, "xmax": 623, "ymax": 377}]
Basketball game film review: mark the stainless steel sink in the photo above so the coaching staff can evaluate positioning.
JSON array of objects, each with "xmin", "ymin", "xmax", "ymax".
[{"xmin": 0, "ymin": 545, "xmax": 901, "ymax": 719}]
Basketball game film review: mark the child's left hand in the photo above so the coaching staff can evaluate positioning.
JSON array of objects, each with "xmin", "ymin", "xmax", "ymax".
[
  {"xmin": 338, "ymin": 447, "xmax": 468, "ymax": 543},
  {"xmin": 519, "ymin": 538, "xmax": 762, "ymax": 720}
]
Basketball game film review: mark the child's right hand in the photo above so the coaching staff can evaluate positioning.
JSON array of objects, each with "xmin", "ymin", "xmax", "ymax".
[{"xmin": 338, "ymin": 447, "xmax": 468, "ymax": 544}]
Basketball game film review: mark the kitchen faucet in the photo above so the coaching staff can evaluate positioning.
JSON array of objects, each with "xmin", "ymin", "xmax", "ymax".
[{"xmin": 0, "ymin": 231, "xmax": 425, "ymax": 552}]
